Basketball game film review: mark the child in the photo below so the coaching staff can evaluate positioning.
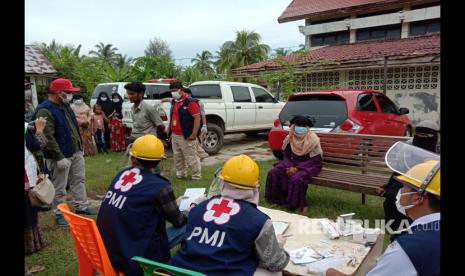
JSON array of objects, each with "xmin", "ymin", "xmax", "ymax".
[{"xmin": 91, "ymin": 104, "xmax": 108, "ymax": 153}]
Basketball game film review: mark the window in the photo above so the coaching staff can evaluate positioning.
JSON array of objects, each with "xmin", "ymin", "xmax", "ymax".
[
  {"xmin": 357, "ymin": 94, "xmax": 378, "ymax": 112},
  {"xmin": 92, "ymin": 84, "xmax": 118, "ymax": 99},
  {"xmin": 189, "ymin": 84, "xmax": 222, "ymax": 99},
  {"xmin": 311, "ymin": 31, "xmax": 350, "ymax": 47},
  {"xmin": 356, "ymin": 24, "xmax": 401, "ymax": 42},
  {"xmin": 231, "ymin": 86, "xmax": 252, "ymax": 102},
  {"xmin": 252, "ymin": 87, "xmax": 274, "ymax": 103},
  {"xmin": 279, "ymin": 95, "xmax": 348, "ymax": 128},
  {"xmin": 410, "ymin": 19, "xmax": 440, "ymax": 36},
  {"xmin": 375, "ymin": 94, "xmax": 399, "ymax": 114},
  {"xmin": 145, "ymin": 85, "xmax": 170, "ymax": 99}
]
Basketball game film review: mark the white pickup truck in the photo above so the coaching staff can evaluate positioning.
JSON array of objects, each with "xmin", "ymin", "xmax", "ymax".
[{"xmin": 121, "ymin": 81, "xmax": 285, "ymax": 154}]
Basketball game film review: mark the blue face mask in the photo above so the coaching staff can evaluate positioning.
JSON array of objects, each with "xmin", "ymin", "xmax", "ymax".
[{"xmin": 295, "ymin": 126, "xmax": 309, "ymax": 135}]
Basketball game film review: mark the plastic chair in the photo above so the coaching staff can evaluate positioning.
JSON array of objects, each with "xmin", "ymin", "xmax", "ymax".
[
  {"xmin": 131, "ymin": 256, "xmax": 206, "ymax": 276},
  {"xmin": 57, "ymin": 203, "xmax": 122, "ymax": 276}
]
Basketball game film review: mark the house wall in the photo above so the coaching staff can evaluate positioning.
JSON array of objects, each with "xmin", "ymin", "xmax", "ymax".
[{"xmin": 295, "ymin": 64, "xmax": 440, "ymax": 126}]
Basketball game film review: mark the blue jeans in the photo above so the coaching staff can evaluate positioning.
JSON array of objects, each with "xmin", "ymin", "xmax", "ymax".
[
  {"xmin": 94, "ymin": 129, "xmax": 107, "ymax": 153},
  {"xmin": 166, "ymin": 224, "xmax": 186, "ymax": 248}
]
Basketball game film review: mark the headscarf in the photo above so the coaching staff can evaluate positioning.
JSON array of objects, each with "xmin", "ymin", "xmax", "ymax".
[
  {"xmin": 111, "ymin": 93, "xmax": 123, "ymax": 119},
  {"xmin": 96, "ymin": 92, "xmax": 113, "ymax": 116},
  {"xmin": 220, "ymin": 181, "xmax": 259, "ymax": 205},
  {"xmin": 282, "ymin": 115, "xmax": 322, "ymax": 157},
  {"xmin": 413, "ymin": 120, "xmax": 439, "ymax": 153}
]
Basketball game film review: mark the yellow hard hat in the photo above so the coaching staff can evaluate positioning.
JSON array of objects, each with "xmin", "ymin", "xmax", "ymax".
[
  {"xmin": 218, "ymin": 154, "xmax": 259, "ymax": 189},
  {"xmin": 130, "ymin": 134, "xmax": 164, "ymax": 161},
  {"xmin": 396, "ymin": 159, "xmax": 440, "ymax": 197}
]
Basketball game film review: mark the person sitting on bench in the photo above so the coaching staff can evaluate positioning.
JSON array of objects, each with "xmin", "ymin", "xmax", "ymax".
[{"xmin": 265, "ymin": 115, "xmax": 323, "ymax": 213}]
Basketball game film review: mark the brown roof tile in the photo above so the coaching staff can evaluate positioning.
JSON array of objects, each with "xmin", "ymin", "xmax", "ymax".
[{"xmin": 25, "ymin": 45, "xmax": 57, "ymax": 75}]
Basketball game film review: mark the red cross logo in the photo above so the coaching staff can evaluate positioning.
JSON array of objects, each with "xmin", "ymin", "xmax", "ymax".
[
  {"xmin": 114, "ymin": 168, "xmax": 143, "ymax": 192},
  {"xmin": 203, "ymin": 197, "xmax": 240, "ymax": 225},
  {"xmin": 211, "ymin": 200, "xmax": 232, "ymax": 217},
  {"xmin": 121, "ymin": 172, "xmax": 137, "ymax": 186}
]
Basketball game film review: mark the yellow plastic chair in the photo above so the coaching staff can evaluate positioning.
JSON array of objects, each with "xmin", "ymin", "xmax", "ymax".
[
  {"xmin": 132, "ymin": 256, "xmax": 206, "ymax": 276},
  {"xmin": 57, "ymin": 203, "xmax": 123, "ymax": 276}
]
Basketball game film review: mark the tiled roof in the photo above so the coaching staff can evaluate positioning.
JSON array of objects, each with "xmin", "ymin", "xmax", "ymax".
[
  {"xmin": 278, "ymin": 0, "xmax": 397, "ymax": 23},
  {"xmin": 233, "ymin": 34, "xmax": 440, "ymax": 74},
  {"xmin": 25, "ymin": 45, "xmax": 57, "ymax": 75}
]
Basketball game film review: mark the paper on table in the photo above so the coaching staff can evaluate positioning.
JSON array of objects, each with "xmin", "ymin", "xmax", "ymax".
[
  {"xmin": 289, "ymin": 247, "xmax": 321, "ymax": 265},
  {"xmin": 179, "ymin": 188, "xmax": 206, "ymax": 211},
  {"xmin": 272, "ymin": 221, "xmax": 290, "ymax": 235}
]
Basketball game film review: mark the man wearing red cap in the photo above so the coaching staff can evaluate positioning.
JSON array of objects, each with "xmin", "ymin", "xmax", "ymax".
[{"xmin": 35, "ymin": 78, "xmax": 95, "ymax": 226}]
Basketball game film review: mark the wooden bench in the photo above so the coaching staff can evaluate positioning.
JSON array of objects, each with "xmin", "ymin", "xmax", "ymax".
[{"xmin": 311, "ymin": 132, "xmax": 411, "ymax": 204}]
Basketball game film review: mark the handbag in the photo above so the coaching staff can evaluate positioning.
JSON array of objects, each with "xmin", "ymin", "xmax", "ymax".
[
  {"xmin": 29, "ymin": 173, "xmax": 55, "ymax": 207},
  {"xmin": 28, "ymin": 155, "xmax": 56, "ymax": 207}
]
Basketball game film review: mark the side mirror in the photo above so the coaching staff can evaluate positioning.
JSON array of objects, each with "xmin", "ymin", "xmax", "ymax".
[
  {"xmin": 273, "ymin": 97, "xmax": 279, "ymax": 103},
  {"xmin": 399, "ymin": 107, "xmax": 409, "ymax": 115}
]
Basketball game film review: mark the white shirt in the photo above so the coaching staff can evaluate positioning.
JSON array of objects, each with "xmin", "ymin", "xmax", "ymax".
[{"xmin": 366, "ymin": 213, "xmax": 440, "ymax": 276}]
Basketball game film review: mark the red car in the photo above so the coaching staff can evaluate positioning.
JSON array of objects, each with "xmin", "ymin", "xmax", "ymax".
[{"xmin": 268, "ymin": 90, "xmax": 411, "ymax": 159}]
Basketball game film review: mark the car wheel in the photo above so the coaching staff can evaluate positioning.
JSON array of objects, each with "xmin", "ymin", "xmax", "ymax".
[
  {"xmin": 404, "ymin": 127, "xmax": 412, "ymax": 137},
  {"xmin": 202, "ymin": 123, "xmax": 224, "ymax": 155},
  {"xmin": 272, "ymin": 150, "xmax": 284, "ymax": 160}
]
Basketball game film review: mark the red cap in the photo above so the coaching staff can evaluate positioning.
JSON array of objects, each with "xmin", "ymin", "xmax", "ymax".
[{"xmin": 49, "ymin": 78, "xmax": 80, "ymax": 92}]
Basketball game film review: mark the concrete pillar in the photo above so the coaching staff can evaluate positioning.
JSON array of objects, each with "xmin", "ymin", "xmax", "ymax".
[
  {"xmin": 349, "ymin": 15, "xmax": 356, "ymax": 43},
  {"xmin": 401, "ymin": 7, "xmax": 410, "ymax": 38},
  {"xmin": 305, "ymin": 19, "xmax": 312, "ymax": 49},
  {"xmin": 30, "ymin": 77, "xmax": 38, "ymax": 108}
]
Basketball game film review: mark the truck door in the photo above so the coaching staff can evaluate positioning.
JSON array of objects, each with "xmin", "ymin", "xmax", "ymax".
[
  {"xmin": 251, "ymin": 87, "xmax": 280, "ymax": 129},
  {"xmin": 230, "ymin": 86, "xmax": 256, "ymax": 129}
]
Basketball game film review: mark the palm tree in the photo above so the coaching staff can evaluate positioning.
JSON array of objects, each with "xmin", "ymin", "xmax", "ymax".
[
  {"xmin": 191, "ymin": 50, "xmax": 215, "ymax": 75},
  {"xmin": 115, "ymin": 54, "xmax": 133, "ymax": 69},
  {"xmin": 216, "ymin": 30, "xmax": 271, "ymax": 74},
  {"xmin": 273, "ymin": 48, "xmax": 292, "ymax": 58},
  {"xmin": 88, "ymin": 42, "xmax": 119, "ymax": 65}
]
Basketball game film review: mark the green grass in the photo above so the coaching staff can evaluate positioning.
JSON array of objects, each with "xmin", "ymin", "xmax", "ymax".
[{"xmin": 25, "ymin": 152, "xmax": 390, "ymax": 275}]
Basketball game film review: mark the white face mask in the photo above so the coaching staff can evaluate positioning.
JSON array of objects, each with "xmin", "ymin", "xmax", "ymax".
[
  {"xmin": 395, "ymin": 190, "xmax": 417, "ymax": 216},
  {"xmin": 172, "ymin": 91, "xmax": 181, "ymax": 100},
  {"xmin": 74, "ymin": 99, "xmax": 83, "ymax": 105},
  {"xmin": 100, "ymin": 96, "xmax": 108, "ymax": 101},
  {"xmin": 112, "ymin": 98, "xmax": 120, "ymax": 103},
  {"xmin": 61, "ymin": 93, "xmax": 73, "ymax": 103}
]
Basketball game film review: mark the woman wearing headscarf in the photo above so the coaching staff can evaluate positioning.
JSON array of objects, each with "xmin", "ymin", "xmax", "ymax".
[
  {"xmin": 96, "ymin": 92, "xmax": 113, "ymax": 148},
  {"xmin": 108, "ymin": 93, "xmax": 126, "ymax": 151},
  {"xmin": 265, "ymin": 115, "xmax": 323, "ymax": 213},
  {"xmin": 71, "ymin": 94, "xmax": 96, "ymax": 156},
  {"xmin": 25, "ymin": 117, "xmax": 48, "ymax": 254}
]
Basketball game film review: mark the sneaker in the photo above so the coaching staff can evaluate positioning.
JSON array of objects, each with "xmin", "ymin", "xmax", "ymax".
[
  {"xmin": 75, "ymin": 207, "xmax": 97, "ymax": 216},
  {"xmin": 56, "ymin": 214, "xmax": 68, "ymax": 226},
  {"xmin": 176, "ymin": 173, "xmax": 187, "ymax": 179},
  {"xmin": 191, "ymin": 176, "xmax": 202, "ymax": 181}
]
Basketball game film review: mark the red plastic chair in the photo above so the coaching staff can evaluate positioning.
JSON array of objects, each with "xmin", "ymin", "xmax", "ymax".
[{"xmin": 57, "ymin": 203, "xmax": 123, "ymax": 276}]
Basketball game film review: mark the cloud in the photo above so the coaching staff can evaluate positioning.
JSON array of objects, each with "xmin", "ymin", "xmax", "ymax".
[{"xmin": 25, "ymin": 0, "xmax": 303, "ymax": 65}]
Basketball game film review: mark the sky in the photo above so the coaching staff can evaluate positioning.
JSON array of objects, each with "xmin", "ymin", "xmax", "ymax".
[{"xmin": 25, "ymin": 0, "xmax": 304, "ymax": 66}]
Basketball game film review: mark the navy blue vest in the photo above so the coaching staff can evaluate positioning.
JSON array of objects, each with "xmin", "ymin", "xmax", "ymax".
[
  {"xmin": 97, "ymin": 167, "xmax": 171, "ymax": 276},
  {"xmin": 35, "ymin": 100, "xmax": 81, "ymax": 159},
  {"xmin": 170, "ymin": 196, "xmax": 269, "ymax": 276},
  {"xmin": 396, "ymin": 220, "xmax": 440, "ymax": 276},
  {"xmin": 170, "ymin": 97, "xmax": 202, "ymax": 139}
]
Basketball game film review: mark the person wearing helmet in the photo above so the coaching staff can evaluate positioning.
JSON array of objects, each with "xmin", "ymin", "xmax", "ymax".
[
  {"xmin": 170, "ymin": 154, "xmax": 290, "ymax": 275},
  {"xmin": 35, "ymin": 78, "xmax": 95, "ymax": 226},
  {"xmin": 326, "ymin": 142, "xmax": 440, "ymax": 276},
  {"xmin": 97, "ymin": 134, "xmax": 189, "ymax": 276},
  {"xmin": 376, "ymin": 120, "xmax": 439, "ymax": 236}
]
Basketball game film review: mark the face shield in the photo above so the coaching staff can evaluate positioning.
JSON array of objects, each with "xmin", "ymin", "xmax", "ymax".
[
  {"xmin": 385, "ymin": 142, "xmax": 440, "ymax": 192},
  {"xmin": 207, "ymin": 167, "xmax": 225, "ymax": 198}
]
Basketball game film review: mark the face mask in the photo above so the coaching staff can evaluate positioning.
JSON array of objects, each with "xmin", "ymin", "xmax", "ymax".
[
  {"xmin": 74, "ymin": 99, "xmax": 83, "ymax": 105},
  {"xmin": 100, "ymin": 97, "xmax": 108, "ymax": 101},
  {"xmin": 112, "ymin": 98, "xmax": 120, "ymax": 103},
  {"xmin": 172, "ymin": 91, "xmax": 181, "ymax": 100},
  {"xmin": 61, "ymin": 93, "xmax": 73, "ymax": 103},
  {"xmin": 295, "ymin": 126, "xmax": 309, "ymax": 135},
  {"xmin": 395, "ymin": 190, "xmax": 417, "ymax": 216}
]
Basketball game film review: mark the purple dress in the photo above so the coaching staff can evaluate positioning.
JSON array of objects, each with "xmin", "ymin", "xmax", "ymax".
[{"xmin": 265, "ymin": 145, "xmax": 322, "ymax": 211}]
